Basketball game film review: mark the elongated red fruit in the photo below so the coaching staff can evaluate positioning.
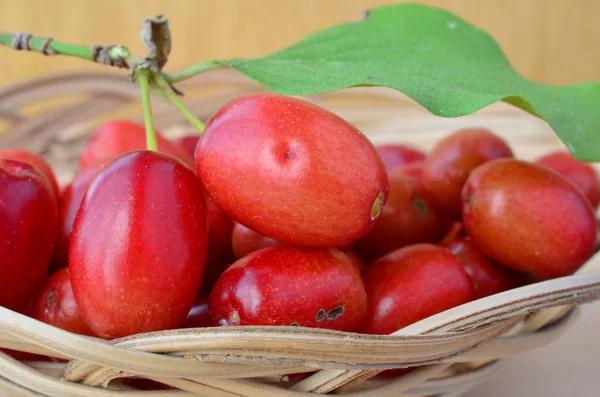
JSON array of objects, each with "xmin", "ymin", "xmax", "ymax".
[
  {"xmin": 196, "ymin": 94, "xmax": 388, "ymax": 247},
  {"xmin": 0, "ymin": 160, "xmax": 57, "ymax": 311},
  {"xmin": 462, "ymin": 158, "xmax": 597, "ymax": 279},
  {"xmin": 0, "ymin": 149, "xmax": 60, "ymax": 200},
  {"xmin": 209, "ymin": 246, "xmax": 367, "ymax": 331},
  {"xmin": 423, "ymin": 128, "xmax": 513, "ymax": 217},
  {"xmin": 70, "ymin": 151, "xmax": 208, "ymax": 339},
  {"xmin": 359, "ymin": 244, "xmax": 474, "ymax": 335},
  {"xmin": 80, "ymin": 120, "xmax": 195, "ymax": 169}
]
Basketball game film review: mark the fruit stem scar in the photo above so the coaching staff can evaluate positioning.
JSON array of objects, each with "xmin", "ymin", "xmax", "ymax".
[
  {"xmin": 229, "ymin": 310, "xmax": 240, "ymax": 325},
  {"xmin": 371, "ymin": 190, "xmax": 386, "ymax": 220}
]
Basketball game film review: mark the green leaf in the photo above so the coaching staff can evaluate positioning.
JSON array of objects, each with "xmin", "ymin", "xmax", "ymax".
[{"xmin": 223, "ymin": 3, "xmax": 600, "ymax": 161}]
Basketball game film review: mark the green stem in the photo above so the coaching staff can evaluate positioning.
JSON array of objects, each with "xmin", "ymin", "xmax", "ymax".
[
  {"xmin": 138, "ymin": 70, "xmax": 159, "ymax": 152},
  {"xmin": 162, "ymin": 60, "xmax": 225, "ymax": 83},
  {"xmin": 155, "ymin": 74, "xmax": 207, "ymax": 133},
  {"xmin": 0, "ymin": 31, "xmax": 139, "ymax": 68}
]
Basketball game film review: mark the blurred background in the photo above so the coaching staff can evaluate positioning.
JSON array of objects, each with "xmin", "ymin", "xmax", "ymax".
[{"xmin": 1, "ymin": 0, "xmax": 599, "ymax": 86}]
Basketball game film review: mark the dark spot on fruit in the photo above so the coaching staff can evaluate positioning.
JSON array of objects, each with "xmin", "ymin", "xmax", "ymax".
[
  {"xmin": 413, "ymin": 197, "xmax": 429, "ymax": 214},
  {"xmin": 290, "ymin": 322, "xmax": 299, "ymax": 327},
  {"xmin": 46, "ymin": 290, "xmax": 58, "ymax": 307},
  {"xmin": 285, "ymin": 150, "xmax": 293, "ymax": 160},
  {"xmin": 327, "ymin": 306, "xmax": 344, "ymax": 320},
  {"xmin": 316, "ymin": 309, "xmax": 326, "ymax": 322}
]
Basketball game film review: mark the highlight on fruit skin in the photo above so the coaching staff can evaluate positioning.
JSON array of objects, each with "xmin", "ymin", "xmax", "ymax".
[{"xmin": 195, "ymin": 93, "xmax": 389, "ymax": 247}]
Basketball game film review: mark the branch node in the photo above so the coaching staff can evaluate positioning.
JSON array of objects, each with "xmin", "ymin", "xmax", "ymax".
[
  {"xmin": 10, "ymin": 33, "xmax": 32, "ymax": 51},
  {"xmin": 90, "ymin": 45, "xmax": 127, "ymax": 68},
  {"xmin": 39, "ymin": 37, "xmax": 58, "ymax": 55}
]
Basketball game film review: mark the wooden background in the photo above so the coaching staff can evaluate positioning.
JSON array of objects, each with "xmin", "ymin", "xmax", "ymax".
[{"xmin": 0, "ymin": 0, "xmax": 599, "ymax": 87}]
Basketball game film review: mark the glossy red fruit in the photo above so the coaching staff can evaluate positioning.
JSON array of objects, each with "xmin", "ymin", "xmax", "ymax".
[
  {"xmin": 0, "ymin": 160, "xmax": 57, "ymax": 311},
  {"xmin": 174, "ymin": 135, "xmax": 201, "ymax": 160},
  {"xmin": 462, "ymin": 159, "xmax": 597, "ymax": 279},
  {"xmin": 444, "ymin": 238, "xmax": 522, "ymax": 299},
  {"xmin": 395, "ymin": 161, "xmax": 425, "ymax": 184},
  {"xmin": 197, "ymin": 201, "xmax": 236, "ymax": 297},
  {"xmin": 209, "ymin": 247, "xmax": 367, "ymax": 331},
  {"xmin": 70, "ymin": 151, "xmax": 209, "ymax": 339},
  {"xmin": 423, "ymin": 128, "xmax": 513, "ymax": 217},
  {"xmin": 375, "ymin": 144, "xmax": 426, "ymax": 173},
  {"xmin": 0, "ymin": 149, "xmax": 60, "ymax": 200},
  {"xmin": 52, "ymin": 162, "xmax": 104, "ymax": 270},
  {"xmin": 359, "ymin": 244, "xmax": 475, "ymax": 335},
  {"xmin": 31, "ymin": 268, "xmax": 95, "ymax": 336},
  {"xmin": 232, "ymin": 222, "xmax": 282, "ymax": 259},
  {"xmin": 179, "ymin": 297, "xmax": 215, "ymax": 328},
  {"xmin": 536, "ymin": 151, "xmax": 600, "ymax": 210},
  {"xmin": 197, "ymin": 94, "xmax": 389, "ymax": 247},
  {"xmin": 80, "ymin": 120, "xmax": 195, "ymax": 169},
  {"xmin": 355, "ymin": 172, "xmax": 443, "ymax": 262}
]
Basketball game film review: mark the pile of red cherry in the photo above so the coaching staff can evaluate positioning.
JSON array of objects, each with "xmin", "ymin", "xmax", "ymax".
[{"xmin": 1, "ymin": 93, "xmax": 598, "ymax": 345}]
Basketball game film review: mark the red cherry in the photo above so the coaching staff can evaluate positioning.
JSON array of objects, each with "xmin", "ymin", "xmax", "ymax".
[
  {"xmin": 232, "ymin": 222, "xmax": 282, "ymax": 259},
  {"xmin": 0, "ymin": 159, "xmax": 57, "ymax": 312},
  {"xmin": 355, "ymin": 172, "xmax": 443, "ymax": 262},
  {"xmin": 32, "ymin": 268, "xmax": 95, "ymax": 336},
  {"xmin": 69, "ymin": 151, "xmax": 209, "ymax": 339},
  {"xmin": 375, "ymin": 144, "xmax": 426, "ymax": 173},
  {"xmin": 196, "ymin": 94, "xmax": 389, "ymax": 247},
  {"xmin": 536, "ymin": 151, "xmax": 600, "ymax": 210},
  {"xmin": 444, "ymin": 238, "xmax": 522, "ymax": 299},
  {"xmin": 52, "ymin": 162, "xmax": 104, "ymax": 270},
  {"xmin": 359, "ymin": 244, "xmax": 475, "ymax": 335},
  {"xmin": 462, "ymin": 158, "xmax": 597, "ymax": 279},
  {"xmin": 179, "ymin": 297, "xmax": 215, "ymax": 328},
  {"xmin": 80, "ymin": 120, "xmax": 195, "ymax": 169},
  {"xmin": 174, "ymin": 135, "xmax": 201, "ymax": 160},
  {"xmin": 209, "ymin": 246, "xmax": 367, "ymax": 331},
  {"xmin": 0, "ymin": 149, "xmax": 60, "ymax": 200},
  {"xmin": 423, "ymin": 128, "xmax": 514, "ymax": 217}
]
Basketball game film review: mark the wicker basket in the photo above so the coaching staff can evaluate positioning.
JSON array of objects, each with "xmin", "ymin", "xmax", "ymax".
[{"xmin": 1, "ymin": 69, "xmax": 600, "ymax": 397}]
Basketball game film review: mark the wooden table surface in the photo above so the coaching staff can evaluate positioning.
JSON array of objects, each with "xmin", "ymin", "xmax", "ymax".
[{"xmin": 464, "ymin": 301, "xmax": 600, "ymax": 397}]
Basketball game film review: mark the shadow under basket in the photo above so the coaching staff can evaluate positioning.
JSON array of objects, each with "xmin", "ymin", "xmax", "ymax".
[{"xmin": 1, "ymin": 69, "xmax": 600, "ymax": 397}]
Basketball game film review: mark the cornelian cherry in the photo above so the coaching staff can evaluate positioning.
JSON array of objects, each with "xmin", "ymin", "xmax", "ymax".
[
  {"xmin": 70, "ymin": 151, "xmax": 209, "ymax": 338},
  {"xmin": 196, "ymin": 94, "xmax": 389, "ymax": 247}
]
